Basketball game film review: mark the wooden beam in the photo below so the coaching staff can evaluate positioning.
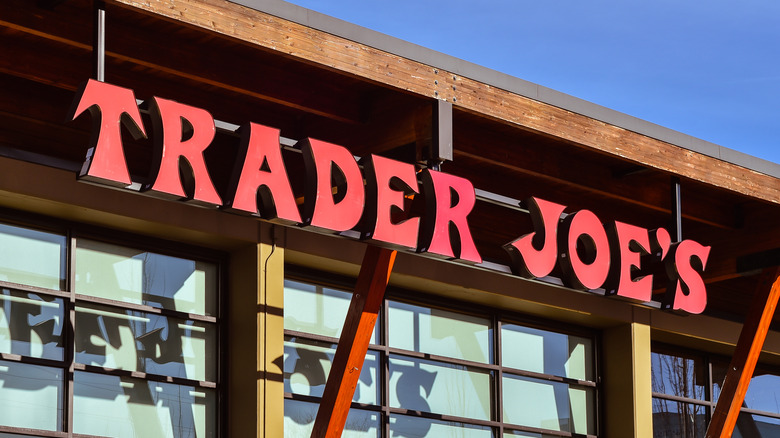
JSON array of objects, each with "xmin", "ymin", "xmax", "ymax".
[
  {"xmin": 109, "ymin": 0, "xmax": 780, "ymax": 205},
  {"xmin": 705, "ymin": 267, "xmax": 780, "ymax": 438},
  {"xmin": 311, "ymin": 245, "xmax": 396, "ymax": 438}
]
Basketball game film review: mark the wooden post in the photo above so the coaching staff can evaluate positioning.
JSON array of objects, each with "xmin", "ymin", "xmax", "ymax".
[
  {"xmin": 705, "ymin": 267, "xmax": 780, "ymax": 438},
  {"xmin": 310, "ymin": 245, "xmax": 397, "ymax": 438}
]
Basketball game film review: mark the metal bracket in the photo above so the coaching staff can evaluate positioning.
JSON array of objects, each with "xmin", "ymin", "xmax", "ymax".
[
  {"xmin": 671, "ymin": 176, "xmax": 682, "ymax": 242},
  {"xmin": 93, "ymin": 0, "xmax": 106, "ymax": 81}
]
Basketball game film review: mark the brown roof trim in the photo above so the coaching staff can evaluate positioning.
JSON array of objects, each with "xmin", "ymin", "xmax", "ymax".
[{"xmin": 233, "ymin": 0, "xmax": 780, "ymax": 179}]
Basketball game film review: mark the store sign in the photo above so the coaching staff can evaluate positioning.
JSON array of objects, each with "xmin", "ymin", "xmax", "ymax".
[{"xmin": 69, "ymin": 79, "xmax": 711, "ymax": 314}]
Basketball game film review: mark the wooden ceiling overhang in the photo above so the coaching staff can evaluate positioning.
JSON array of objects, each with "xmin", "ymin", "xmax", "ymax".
[{"xmin": 1, "ymin": 0, "xmax": 779, "ymax": 324}]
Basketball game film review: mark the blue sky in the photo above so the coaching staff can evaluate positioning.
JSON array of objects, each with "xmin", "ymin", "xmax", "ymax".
[{"xmin": 285, "ymin": 0, "xmax": 780, "ymax": 165}]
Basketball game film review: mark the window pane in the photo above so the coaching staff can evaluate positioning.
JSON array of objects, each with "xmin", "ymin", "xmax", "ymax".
[
  {"xmin": 388, "ymin": 301, "xmax": 492, "ymax": 363},
  {"xmin": 0, "ymin": 433, "xmax": 48, "ymax": 437},
  {"xmin": 651, "ymin": 350, "xmax": 706, "ymax": 400},
  {"xmin": 284, "ymin": 280, "xmax": 377, "ymax": 343},
  {"xmin": 0, "ymin": 360, "xmax": 62, "ymax": 431},
  {"xmin": 75, "ymin": 240, "xmax": 217, "ymax": 316},
  {"xmin": 389, "ymin": 355, "xmax": 491, "ymax": 421},
  {"xmin": 503, "ymin": 432, "xmax": 558, "ymax": 438},
  {"xmin": 713, "ymin": 361, "xmax": 780, "ymax": 415},
  {"xmin": 0, "ymin": 223, "xmax": 65, "ymax": 290},
  {"xmin": 73, "ymin": 372, "xmax": 215, "ymax": 438},
  {"xmin": 732, "ymin": 413, "xmax": 780, "ymax": 438},
  {"xmin": 389, "ymin": 415, "xmax": 493, "ymax": 438},
  {"xmin": 502, "ymin": 374, "xmax": 594, "ymax": 435},
  {"xmin": 652, "ymin": 398, "xmax": 706, "ymax": 438},
  {"xmin": 501, "ymin": 324, "xmax": 592, "ymax": 381},
  {"xmin": 0, "ymin": 289, "xmax": 63, "ymax": 360},
  {"xmin": 284, "ymin": 336, "xmax": 379, "ymax": 405},
  {"xmin": 75, "ymin": 304, "xmax": 215, "ymax": 381},
  {"xmin": 284, "ymin": 399, "xmax": 379, "ymax": 437}
]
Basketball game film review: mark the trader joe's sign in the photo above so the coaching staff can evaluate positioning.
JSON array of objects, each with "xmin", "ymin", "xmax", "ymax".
[{"xmin": 69, "ymin": 79, "xmax": 711, "ymax": 314}]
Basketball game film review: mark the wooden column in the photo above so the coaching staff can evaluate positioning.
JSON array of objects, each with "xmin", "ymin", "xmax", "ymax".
[
  {"xmin": 705, "ymin": 267, "xmax": 780, "ymax": 438},
  {"xmin": 311, "ymin": 245, "xmax": 397, "ymax": 438}
]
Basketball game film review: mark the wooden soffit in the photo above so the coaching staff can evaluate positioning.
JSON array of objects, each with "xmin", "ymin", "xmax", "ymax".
[{"xmin": 110, "ymin": 0, "xmax": 780, "ymax": 204}]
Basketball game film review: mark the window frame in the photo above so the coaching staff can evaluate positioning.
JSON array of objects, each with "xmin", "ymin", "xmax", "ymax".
[
  {"xmin": 0, "ymin": 212, "xmax": 225, "ymax": 438},
  {"xmin": 283, "ymin": 267, "xmax": 601, "ymax": 438},
  {"xmin": 651, "ymin": 342, "xmax": 780, "ymax": 437}
]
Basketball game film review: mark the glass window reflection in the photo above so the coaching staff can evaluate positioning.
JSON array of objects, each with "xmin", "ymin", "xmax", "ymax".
[
  {"xmin": 388, "ymin": 301, "xmax": 492, "ymax": 363},
  {"xmin": 389, "ymin": 415, "xmax": 493, "ymax": 438},
  {"xmin": 732, "ymin": 413, "xmax": 780, "ymax": 438},
  {"xmin": 503, "ymin": 431, "xmax": 559, "ymax": 438},
  {"xmin": 651, "ymin": 350, "xmax": 706, "ymax": 400},
  {"xmin": 651, "ymin": 398, "xmax": 706, "ymax": 438},
  {"xmin": 284, "ymin": 280, "xmax": 378, "ymax": 343},
  {"xmin": 0, "ymin": 223, "xmax": 65, "ymax": 290},
  {"xmin": 713, "ymin": 361, "xmax": 780, "ymax": 415},
  {"xmin": 389, "ymin": 356, "xmax": 491, "ymax": 421},
  {"xmin": 73, "ymin": 371, "xmax": 215, "ymax": 438},
  {"xmin": 284, "ymin": 336, "xmax": 379, "ymax": 405},
  {"xmin": 284, "ymin": 399, "xmax": 379, "ymax": 438},
  {"xmin": 75, "ymin": 304, "xmax": 214, "ymax": 381},
  {"xmin": 0, "ymin": 360, "xmax": 62, "ymax": 431},
  {"xmin": 75, "ymin": 240, "xmax": 217, "ymax": 316},
  {"xmin": 0, "ymin": 289, "xmax": 63, "ymax": 360},
  {"xmin": 283, "ymin": 278, "xmax": 598, "ymax": 437},
  {"xmin": 502, "ymin": 324, "xmax": 592, "ymax": 381},
  {"xmin": 502, "ymin": 374, "xmax": 594, "ymax": 435}
]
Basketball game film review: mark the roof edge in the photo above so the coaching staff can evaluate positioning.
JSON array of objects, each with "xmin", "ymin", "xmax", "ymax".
[{"xmin": 230, "ymin": 0, "xmax": 780, "ymax": 179}]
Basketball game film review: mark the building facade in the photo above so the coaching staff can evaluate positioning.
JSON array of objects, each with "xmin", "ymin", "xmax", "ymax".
[{"xmin": 1, "ymin": 1, "xmax": 780, "ymax": 437}]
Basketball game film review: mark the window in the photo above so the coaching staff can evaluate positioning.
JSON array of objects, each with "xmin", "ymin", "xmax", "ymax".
[
  {"xmin": 652, "ymin": 344, "xmax": 780, "ymax": 437},
  {"xmin": 283, "ymin": 277, "xmax": 598, "ymax": 437},
  {"xmin": 0, "ymin": 221, "xmax": 219, "ymax": 437}
]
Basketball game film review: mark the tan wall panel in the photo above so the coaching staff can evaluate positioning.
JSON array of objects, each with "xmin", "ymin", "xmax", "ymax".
[{"xmin": 603, "ymin": 322, "xmax": 653, "ymax": 438}]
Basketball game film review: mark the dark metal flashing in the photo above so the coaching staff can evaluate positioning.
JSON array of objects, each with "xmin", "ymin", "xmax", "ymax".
[{"xmin": 229, "ymin": 0, "xmax": 780, "ymax": 179}]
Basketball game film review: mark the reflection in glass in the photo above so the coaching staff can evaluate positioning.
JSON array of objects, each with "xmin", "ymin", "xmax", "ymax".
[
  {"xmin": 502, "ymin": 374, "xmax": 593, "ymax": 435},
  {"xmin": 73, "ymin": 372, "xmax": 215, "ymax": 438},
  {"xmin": 75, "ymin": 240, "xmax": 216, "ymax": 316},
  {"xmin": 713, "ymin": 361, "xmax": 780, "ymax": 415},
  {"xmin": 503, "ymin": 431, "xmax": 558, "ymax": 438},
  {"xmin": 388, "ymin": 301, "xmax": 491, "ymax": 363},
  {"xmin": 75, "ymin": 304, "xmax": 214, "ymax": 381},
  {"xmin": 501, "ymin": 324, "xmax": 592, "ymax": 381},
  {"xmin": 652, "ymin": 350, "xmax": 706, "ymax": 400},
  {"xmin": 0, "ymin": 223, "xmax": 65, "ymax": 290},
  {"xmin": 284, "ymin": 280, "xmax": 377, "ymax": 343},
  {"xmin": 284, "ymin": 336, "xmax": 378, "ymax": 405},
  {"xmin": 0, "ymin": 433, "xmax": 49, "ymax": 437},
  {"xmin": 0, "ymin": 360, "xmax": 62, "ymax": 431},
  {"xmin": 389, "ymin": 415, "xmax": 493, "ymax": 438},
  {"xmin": 389, "ymin": 356, "xmax": 491, "ymax": 421},
  {"xmin": 284, "ymin": 399, "xmax": 379, "ymax": 437},
  {"xmin": 651, "ymin": 398, "xmax": 706, "ymax": 438},
  {"xmin": 732, "ymin": 412, "xmax": 780, "ymax": 438},
  {"xmin": 0, "ymin": 289, "xmax": 63, "ymax": 360}
]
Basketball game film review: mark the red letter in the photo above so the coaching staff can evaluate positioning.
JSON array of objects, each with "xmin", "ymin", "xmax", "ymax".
[
  {"xmin": 68, "ymin": 79, "xmax": 146, "ymax": 186},
  {"xmin": 418, "ymin": 169, "xmax": 481, "ymax": 263},
  {"xmin": 301, "ymin": 139, "xmax": 364, "ymax": 232},
  {"xmin": 145, "ymin": 97, "xmax": 221, "ymax": 206},
  {"xmin": 361, "ymin": 155, "xmax": 420, "ymax": 249},
  {"xmin": 605, "ymin": 221, "xmax": 652, "ymax": 301},
  {"xmin": 225, "ymin": 123, "xmax": 301, "ymax": 223},
  {"xmin": 663, "ymin": 240, "xmax": 711, "ymax": 314},
  {"xmin": 559, "ymin": 210, "xmax": 610, "ymax": 290},
  {"xmin": 503, "ymin": 197, "xmax": 565, "ymax": 278}
]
